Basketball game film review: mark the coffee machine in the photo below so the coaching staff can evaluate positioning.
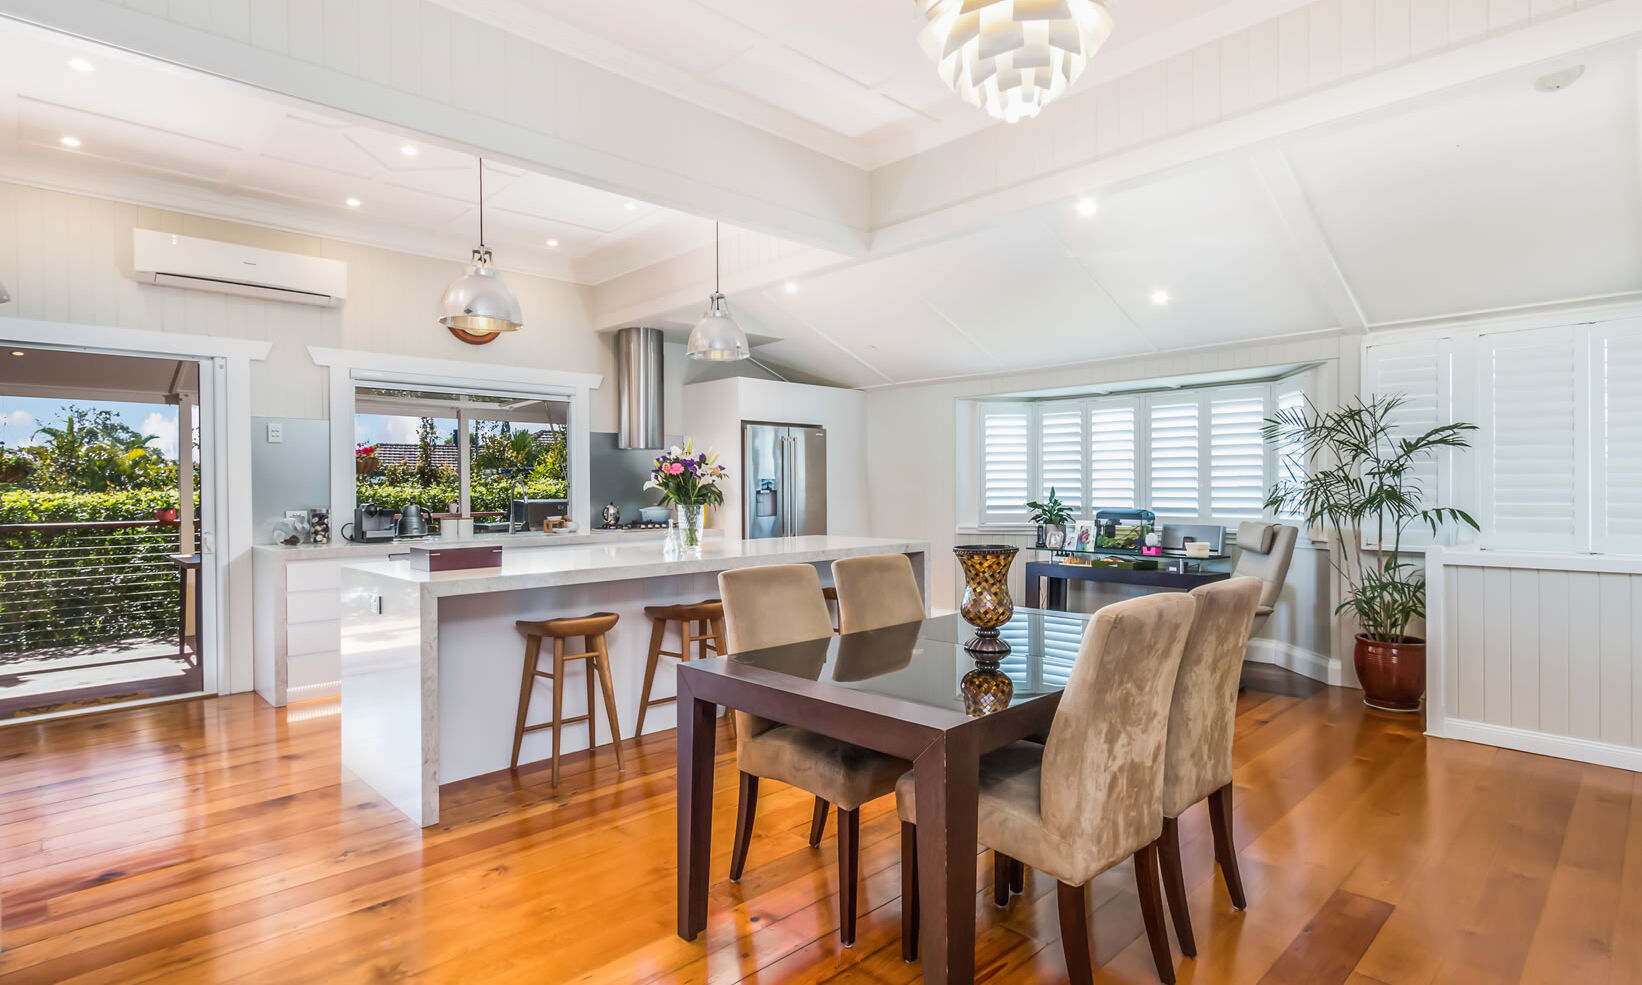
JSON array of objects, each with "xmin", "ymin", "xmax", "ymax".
[{"xmin": 346, "ymin": 503, "xmax": 398, "ymax": 543}]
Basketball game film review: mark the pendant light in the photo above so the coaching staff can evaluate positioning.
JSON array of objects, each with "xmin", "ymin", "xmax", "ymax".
[
  {"xmin": 440, "ymin": 157, "xmax": 522, "ymax": 343},
  {"xmin": 918, "ymin": 0, "xmax": 1116, "ymax": 124},
  {"xmin": 686, "ymin": 222, "xmax": 750, "ymax": 361}
]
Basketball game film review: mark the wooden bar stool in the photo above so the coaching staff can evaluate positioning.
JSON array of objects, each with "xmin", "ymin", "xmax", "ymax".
[
  {"xmin": 636, "ymin": 600, "xmax": 728, "ymax": 737},
  {"xmin": 512, "ymin": 612, "xmax": 625, "ymax": 788}
]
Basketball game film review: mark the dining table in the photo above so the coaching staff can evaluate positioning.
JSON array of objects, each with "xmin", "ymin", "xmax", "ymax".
[{"xmin": 674, "ymin": 606, "xmax": 1093, "ymax": 984}]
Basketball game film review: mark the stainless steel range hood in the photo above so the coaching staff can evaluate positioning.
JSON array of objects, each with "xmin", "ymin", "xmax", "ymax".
[{"xmin": 616, "ymin": 326, "xmax": 665, "ymax": 450}]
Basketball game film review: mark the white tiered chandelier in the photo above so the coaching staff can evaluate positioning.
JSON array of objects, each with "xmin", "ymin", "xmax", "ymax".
[{"xmin": 917, "ymin": 0, "xmax": 1115, "ymax": 124}]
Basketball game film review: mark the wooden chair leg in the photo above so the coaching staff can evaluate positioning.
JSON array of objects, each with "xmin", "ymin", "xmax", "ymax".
[
  {"xmin": 729, "ymin": 771, "xmax": 758, "ymax": 882},
  {"xmin": 1009, "ymin": 856, "xmax": 1024, "ymax": 894},
  {"xmin": 993, "ymin": 851, "xmax": 1011, "ymax": 906},
  {"xmin": 1057, "ymin": 881, "xmax": 1094, "ymax": 985},
  {"xmin": 1134, "ymin": 842, "xmax": 1177, "ymax": 985},
  {"xmin": 900, "ymin": 821, "xmax": 919, "ymax": 962},
  {"xmin": 838, "ymin": 806, "xmax": 859, "ymax": 947},
  {"xmin": 549, "ymin": 637, "xmax": 565, "ymax": 788},
  {"xmin": 1158, "ymin": 817, "xmax": 1196, "ymax": 957},
  {"xmin": 1208, "ymin": 783, "xmax": 1246, "ymax": 909},
  {"xmin": 807, "ymin": 796, "xmax": 829, "ymax": 847},
  {"xmin": 583, "ymin": 634, "xmax": 597, "ymax": 748},
  {"xmin": 510, "ymin": 635, "xmax": 540, "ymax": 769},
  {"xmin": 592, "ymin": 635, "xmax": 625, "ymax": 772},
  {"xmin": 634, "ymin": 617, "xmax": 666, "ymax": 737}
]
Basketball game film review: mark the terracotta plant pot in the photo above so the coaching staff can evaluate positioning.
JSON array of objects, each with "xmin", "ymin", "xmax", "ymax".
[
  {"xmin": 154, "ymin": 507, "xmax": 179, "ymax": 523},
  {"xmin": 1354, "ymin": 634, "xmax": 1425, "ymax": 712}
]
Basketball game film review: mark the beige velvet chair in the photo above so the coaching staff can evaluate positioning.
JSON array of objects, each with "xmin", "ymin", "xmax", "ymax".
[
  {"xmin": 895, "ymin": 592, "xmax": 1199, "ymax": 985},
  {"xmin": 831, "ymin": 553, "xmax": 926, "ymax": 634},
  {"xmin": 718, "ymin": 563, "xmax": 911, "ymax": 947},
  {"xmin": 1155, "ymin": 577, "xmax": 1263, "ymax": 958},
  {"xmin": 1230, "ymin": 521, "xmax": 1298, "ymax": 635}
]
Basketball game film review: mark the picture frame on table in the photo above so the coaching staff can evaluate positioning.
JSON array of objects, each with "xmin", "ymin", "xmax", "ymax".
[{"xmin": 1071, "ymin": 520, "xmax": 1095, "ymax": 552}]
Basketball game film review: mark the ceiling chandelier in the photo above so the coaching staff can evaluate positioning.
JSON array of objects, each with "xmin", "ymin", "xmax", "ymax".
[
  {"xmin": 439, "ymin": 157, "xmax": 523, "ymax": 345},
  {"xmin": 686, "ymin": 222, "xmax": 750, "ymax": 361},
  {"xmin": 917, "ymin": 0, "xmax": 1116, "ymax": 124}
]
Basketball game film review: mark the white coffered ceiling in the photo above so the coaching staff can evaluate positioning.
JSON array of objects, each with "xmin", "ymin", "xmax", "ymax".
[
  {"xmin": 436, "ymin": 0, "xmax": 1326, "ymax": 169},
  {"xmin": 0, "ymin": 18, "xmax": 721, "ymax": 285}
]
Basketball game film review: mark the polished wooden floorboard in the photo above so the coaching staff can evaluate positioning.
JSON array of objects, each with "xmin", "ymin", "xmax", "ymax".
[{"xmin": 0, "ymin": 676, "xmax": 1637, "ymax": 984}]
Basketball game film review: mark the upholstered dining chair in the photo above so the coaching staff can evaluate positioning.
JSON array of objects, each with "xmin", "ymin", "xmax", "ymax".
[
  {"xmin": 1155, "ymin": 576, "xmax": 1263, "ymax": 958},
  {"xmin": 831, "ymin": 553, "xmax": 926, "ymax": 634},
  {"xmin": 896, "ymin": 592, "xmax": 1199, "ymax": 984},
  {"xmin": 718, "ymin": 563, "xmax": 911, "ymax": 947},
  {"xmin": 1230, "ymin": 521, "xmax": 1298, "ymax": 635}
]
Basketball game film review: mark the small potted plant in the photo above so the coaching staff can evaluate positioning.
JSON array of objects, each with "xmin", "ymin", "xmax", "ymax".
[
  {"xmin": 1263, "ymin": 395, "xmax": 1477, "ymax": 712},
  {"xmin": 646, "ymin": 438, "xmax": 728, "ymax": 553},
  {"xmin": 1026, "ymin": 487, "xmax": 1074, "ymax": 549},
  {"xmin": 356, "ymin": 442, "xmax": 380, "ymax": 476},
  {"xmin": 0, "ymin": 442, "xmax": 33, "ymax": 484}
]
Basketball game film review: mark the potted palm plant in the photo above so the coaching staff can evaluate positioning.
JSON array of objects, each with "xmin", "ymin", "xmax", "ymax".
[
  {"xmin": 1026, "ymin": 487, "xmax": 1074, "ymax": 549},
  {"xmin": 1263, "ymin": 395, "xmax": 1477, "ymax": 712}
]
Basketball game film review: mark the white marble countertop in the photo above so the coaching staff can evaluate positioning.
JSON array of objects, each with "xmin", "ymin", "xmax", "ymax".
[
  {"xmin": 254, "ymin": 526, "xmax": 704, "ymax": 561},
  {"xmin": 341, "ymin": 535, "xmax": 930, "ymax": 599}
]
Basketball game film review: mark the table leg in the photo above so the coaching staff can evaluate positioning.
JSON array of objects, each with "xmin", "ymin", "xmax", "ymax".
[
  {"xmin": 914, "ymin": 730, "xmax": 979, "ymax": 983},
  {"xmin": 1047, "ymin": 575, "xmax": 1068, "ymax": 612},
  {"xmin": 1025, "ymin": 569, "xmax": 1039, "ymax": 609},
  {"xmin": 676, "ymin": 671, "xmax": 717, "ymax": 941}
]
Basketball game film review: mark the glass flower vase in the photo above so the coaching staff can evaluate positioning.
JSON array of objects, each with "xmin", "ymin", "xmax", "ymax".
[
  {"xmin": 953, "ymin": 544, "xmax": 1018, "ymax": 655},
  {"xmin": 677, "ymin": 503, "xmax": 706, "ymax": 554}
]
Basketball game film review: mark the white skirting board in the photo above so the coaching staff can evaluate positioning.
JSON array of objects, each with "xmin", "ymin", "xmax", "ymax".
[
  {"xmin": 1433, "ymin": 719, "xmax": 1642, "ymax": 773},
  {"xmin": 1243, "ymin": 638, "xmax": 1340, "ymax": 685}
]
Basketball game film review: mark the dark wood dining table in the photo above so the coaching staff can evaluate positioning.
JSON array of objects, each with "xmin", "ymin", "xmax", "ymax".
[{"xmin": 674, "ymin": 606, "xmax": 1092, "ymax": 984}]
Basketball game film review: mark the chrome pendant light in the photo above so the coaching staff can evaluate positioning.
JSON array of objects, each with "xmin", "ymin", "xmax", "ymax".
[
  {"xmin": 686, "ymin": 222, "xmax": 750, "ymax": 361},
  {"xmin": 440, "ymin": 158, "xmax": 522, "ymax": 343}
]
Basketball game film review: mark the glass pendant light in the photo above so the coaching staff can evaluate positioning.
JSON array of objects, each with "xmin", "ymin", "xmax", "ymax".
[
  {"xmin": 440, "ymin": 158, "xmax": 522, "ymax": 341},
  {"xmin": 687, "ymin": 222, "xmax": 750, "ymax": 361}
]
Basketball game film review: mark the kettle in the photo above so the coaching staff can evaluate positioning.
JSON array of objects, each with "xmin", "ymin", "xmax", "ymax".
[
  {"xmin": 397, "ymin": 503, "xmax": 430, "ymax": 539},
  {"xmin": 601, "ymin": 502, "xmax": 621, "ymax": 528}
]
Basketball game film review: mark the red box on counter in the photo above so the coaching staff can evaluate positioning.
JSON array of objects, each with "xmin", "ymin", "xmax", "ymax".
[{"xmin": 408, "ymin": 545, "xmax": 504, "ymax": 571}]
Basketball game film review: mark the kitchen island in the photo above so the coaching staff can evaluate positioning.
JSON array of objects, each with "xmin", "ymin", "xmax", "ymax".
[{"xmin": 339, "ymin": 535, "xmax": 929, "ymax": 826}]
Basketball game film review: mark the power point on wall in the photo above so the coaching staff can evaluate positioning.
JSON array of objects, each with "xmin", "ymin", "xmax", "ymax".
[{"xmin": 266, "ymin": 422, "xmax": 283, "ymax": 443}]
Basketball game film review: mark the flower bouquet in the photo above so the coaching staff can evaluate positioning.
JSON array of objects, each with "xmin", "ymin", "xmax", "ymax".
[{"xmin": 645, "ymin": 439, "xmax": 727, "ymax": 551}]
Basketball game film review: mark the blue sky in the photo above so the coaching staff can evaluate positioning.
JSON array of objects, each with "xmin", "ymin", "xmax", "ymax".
[{"xmin": 0, "ymin": 395, "xmax": 181, "ymax": 459}]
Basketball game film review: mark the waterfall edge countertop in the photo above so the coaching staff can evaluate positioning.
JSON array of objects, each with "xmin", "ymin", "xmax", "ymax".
[
  {"xmin": 342, "ymin": 534, "xmax": 932, "ymax": 598},
  {"xmin": 339, "ymin": 534, "xmax": 931, "ymax": 826}
]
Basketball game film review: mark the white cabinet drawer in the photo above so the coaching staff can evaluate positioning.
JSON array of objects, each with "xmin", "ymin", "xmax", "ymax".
[
  {"xmin": 286, "ymin": 588, "xmax": 341, "ymax": 625},
  {"xmin": 287, "ymin": 618, "xmax": 340, "ymax": 657},
  {"xmin": 287, "ymin": 560, "xmax": 342, "ymax": 592}
]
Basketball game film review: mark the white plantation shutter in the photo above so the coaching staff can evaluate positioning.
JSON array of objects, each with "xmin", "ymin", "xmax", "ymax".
[
  {"xmin": 1038, "ymin": 405, "xmax": 1085, "ymax": 514},
  {"xmin": 1364, "ymin": 339, "xmax": 1446, "ymax": 547},
  {"xmin": 980, "ymin": 404, "xmax": 1031, "ymax": 521},
  {"xmin": 1209, "ymin": 392, "xmax": 1269, "ymax": 518},
  {"xmin": 1600, "ymin": 323, "xmax": 1642, "ymax": 552},
  {"xmin": 1480, "ymin": 326, "xmax": 1582, "ymax": 551},
  {"xmin": 1149, "ymin": 400, "xmax": 1200, "ymax": 518},
  {"xmin": 1088, "ymin": 401, "xmax": 1137, "ymax": 509}
]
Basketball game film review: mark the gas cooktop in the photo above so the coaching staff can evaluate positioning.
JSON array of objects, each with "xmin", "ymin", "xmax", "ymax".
[{"xmin": 600, "ymin": 520, "xmax": 670, "ymax": 531}]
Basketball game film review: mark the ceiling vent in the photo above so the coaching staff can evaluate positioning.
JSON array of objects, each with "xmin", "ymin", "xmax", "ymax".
[{"xmin": 133, "ymin": 229, "xmax": 347, "ymax": 307}]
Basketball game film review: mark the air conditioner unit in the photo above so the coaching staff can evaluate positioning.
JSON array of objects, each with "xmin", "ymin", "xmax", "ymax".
[{"xmin": 133, "ymin": 229, "xmax": 347, "ymax": 307}]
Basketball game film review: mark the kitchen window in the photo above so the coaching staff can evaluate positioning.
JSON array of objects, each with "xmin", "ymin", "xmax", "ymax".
[
  {"xmin": 353, "ymin": 384, "xmax": 569, "ymax": 534},
  {"xmin": 975, "ymin": 373, "xmax": 1311, "ymax": 528}
]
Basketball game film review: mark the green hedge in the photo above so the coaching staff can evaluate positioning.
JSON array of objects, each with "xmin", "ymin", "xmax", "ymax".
[
  {"xmin": 355, "ymin": 475, "xmax": 568, "ymax": 515},
  {"xmin": 0, "ymin": 489, "xmax": 195, "ymax": 653}
]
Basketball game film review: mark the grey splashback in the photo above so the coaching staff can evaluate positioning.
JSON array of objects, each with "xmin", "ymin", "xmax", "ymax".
[
  {"xmin": 251, "ymin": 417, "xmax": 330, "ymax": 544},
  {"xmin": 589, "ymin": 430, "xmax": 680, "ymax": 524}
]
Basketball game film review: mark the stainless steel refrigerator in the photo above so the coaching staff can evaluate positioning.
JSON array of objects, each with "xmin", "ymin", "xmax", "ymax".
[{"xmin": 743, "ymin": 422, "xmax": 827, "ymax": 539}]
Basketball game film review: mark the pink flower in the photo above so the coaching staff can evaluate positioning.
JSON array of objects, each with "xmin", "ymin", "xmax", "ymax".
[{"xmin": 665, "ymin": 462, "xmax": 685, "ymax": 475}]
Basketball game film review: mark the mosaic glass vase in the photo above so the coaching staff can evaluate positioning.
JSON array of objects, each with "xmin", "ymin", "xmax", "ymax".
[{"xmin": 953, "ymin": 544, "xmax": 1018, "ymax": 656}]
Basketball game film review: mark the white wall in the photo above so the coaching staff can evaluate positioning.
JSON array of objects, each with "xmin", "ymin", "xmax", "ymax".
[
  {"xmin": 866, "ymin": 331, "xmax": 1355, "ymax": 675},
  {"xmin": 682, "ymin": 377, "xmax": 869, "ymax": 539}
]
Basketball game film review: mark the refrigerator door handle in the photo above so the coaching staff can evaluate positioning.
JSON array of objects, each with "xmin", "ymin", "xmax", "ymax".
[{"xmin": 782, "ymin": 435, "xmax": 792, "ymax": 537}]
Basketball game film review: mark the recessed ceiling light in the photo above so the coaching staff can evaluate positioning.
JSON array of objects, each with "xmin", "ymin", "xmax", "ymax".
[
  {"xmin": 623, "ymin": 201, "xmax": 638, "ymax": 212},
  {"xmin": 10, "ymin": 350, "xmax": 24, "ymax": 357},
  {"xmin": 546, "ymin": 239, "xmax": 559, "ymax": 248},
  {"xmin": 59, "ymin": 136, "xmax": 81, "ymax": 148},
  {"xmin": 1535, "ymin": 65, "xmax": 1585, "ymax": 93},
  {"xmin": 67, "ymin": 58, "xmax": 94, "ymax": 73},
  {"xmin": 345, "ymin": 197, "xmax": 362, "ymax": 208},
  {"xmin": 784, "ymin": 281, "xmax": 800, "ymax": 295},
  {"xmin": 1151, "ymin": 289, "xmax": 1170, "ymax": 306},
  {"xmin": 1075, "ymin": 197, "xmax": 1097, "ymax": 217},
  {"xmin": 400, "ymin": 144, "xmax": 418, "ymax": 157}
]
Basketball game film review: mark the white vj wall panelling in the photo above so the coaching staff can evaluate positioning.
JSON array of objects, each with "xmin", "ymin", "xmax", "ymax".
[
  {"xmin": 0, "ymin": 182, "xmax": 622, "ymax": 427},
  {"xmin": 1430, "ymin": 549, "xmax": 1642, "ymax": 772}
]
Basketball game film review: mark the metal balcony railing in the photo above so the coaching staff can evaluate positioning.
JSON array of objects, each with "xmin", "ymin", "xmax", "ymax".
[{"xmin": 0, "ymin": 520, "xmax": 196, "ymax": 655}]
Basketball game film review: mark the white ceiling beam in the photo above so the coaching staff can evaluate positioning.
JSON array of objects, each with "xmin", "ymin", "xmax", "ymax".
[
  {"xmin": 0, "ymin": 0, "xmax": 872, "ymax": 257},
  {"xmin": 1246, "ymin": 147, "xmax": 1367, "ymax": 332}
]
